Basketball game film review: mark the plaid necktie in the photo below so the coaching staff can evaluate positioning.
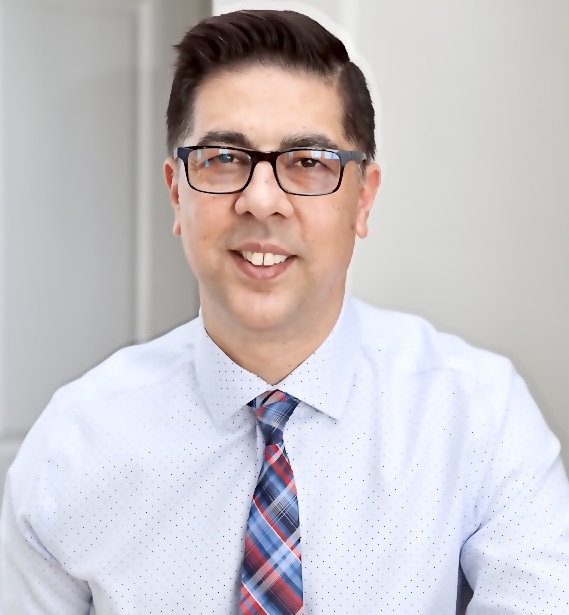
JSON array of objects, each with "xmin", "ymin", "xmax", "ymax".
[{"xmin": 240, "ymin": 390, "xmax": 304, "ymax": 615}]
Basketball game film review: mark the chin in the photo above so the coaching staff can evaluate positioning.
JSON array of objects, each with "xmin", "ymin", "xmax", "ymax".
[
  {"xmin": 230, "ymin": 295, "xmax": 296, "ymax": 333},
  {"xmin": 237, "ymin": 308, "xmax": 290, "ymax": 333}
]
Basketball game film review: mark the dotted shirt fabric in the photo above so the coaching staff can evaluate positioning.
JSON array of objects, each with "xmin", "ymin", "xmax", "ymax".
[{"xmin": 1, "ymin": 296, "xmax": 568, "ymax": 614}]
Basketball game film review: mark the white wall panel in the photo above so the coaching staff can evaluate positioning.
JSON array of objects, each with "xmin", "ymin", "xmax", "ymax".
[
  {"xmin": 0, "ymin": 4, "xmax": 7, "ymax": 440},
  {"xmin": 3, "ymin": 2, "xmax": 138, "ymax": 435},
  {"xmin": 133, "ymin": 0, "xmax": 205, "ymax": 342}
]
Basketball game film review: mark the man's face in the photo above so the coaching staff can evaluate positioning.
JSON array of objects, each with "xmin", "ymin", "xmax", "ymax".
[{"xmin": 165, "ymin": 65, "xmax": 380, "ymax": 338}]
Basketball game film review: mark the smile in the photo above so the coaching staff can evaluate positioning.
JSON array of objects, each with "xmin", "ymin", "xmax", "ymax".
[
  {"xmin": 230, "ymin": 249, "xmax": 295, "ymax": 281},
  {"xmin": 241, "ymin": 251, "xmax": 290, "ymax": 266}
]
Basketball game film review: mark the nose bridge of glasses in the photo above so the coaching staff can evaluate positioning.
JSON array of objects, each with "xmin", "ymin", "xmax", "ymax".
[{"xmin": 248, "ymin": 150, "xmax": 282, "ymax": 182}]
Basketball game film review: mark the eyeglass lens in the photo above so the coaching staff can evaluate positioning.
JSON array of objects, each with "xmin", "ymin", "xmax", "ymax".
[{"xmin": 186, "ymin": 148, "xmax": 342, "ymax": 195}]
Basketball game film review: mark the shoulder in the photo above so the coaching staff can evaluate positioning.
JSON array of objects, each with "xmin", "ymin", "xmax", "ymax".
[
  {"xmin": 45, "ymin": 316, "xmax": 201, "ymax": 418},
  {"xmin": 352, "ymin": 297, "xmax": 513, "ymax": 387},
  {"xmin": 350, "ymin": 298, "xmax": 548, "ymax": 470},
  {"xmin": 5, "ymin": 317, "xmax": 202, "ymax": 503}
]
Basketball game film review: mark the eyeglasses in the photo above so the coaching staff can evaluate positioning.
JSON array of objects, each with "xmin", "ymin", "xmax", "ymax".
[{"xmin": 174, "ymin": 146, "xmax": 366, "ymax": 196}]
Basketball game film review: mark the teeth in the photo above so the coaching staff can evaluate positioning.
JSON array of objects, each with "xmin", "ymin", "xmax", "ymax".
[
  {"xmin": 251, "ymin": 252, "xmax": 264, "ymax": 266},
  {"xmin": 241, "ymin": 251, "xmax": 289, "ymax": 266}
]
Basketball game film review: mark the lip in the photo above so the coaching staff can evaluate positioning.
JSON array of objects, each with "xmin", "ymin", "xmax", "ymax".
[
  {"xmin": 230, "ymin": 250, "xmax": 296, "ymax": 281},
  {"xmin": 232, "ymin": 242, "xmax": 294, "ymax": 257}
]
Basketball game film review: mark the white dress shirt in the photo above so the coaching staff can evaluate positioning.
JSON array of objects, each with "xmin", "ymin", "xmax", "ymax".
[{"xmin": 1, "ymin": 297, "xmax": 568, "ymax": 614}]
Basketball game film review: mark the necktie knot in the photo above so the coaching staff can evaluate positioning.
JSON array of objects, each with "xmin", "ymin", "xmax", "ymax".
[{"xmin": 249, "ymin": 390, "xmax": 300, "ymax": 446}]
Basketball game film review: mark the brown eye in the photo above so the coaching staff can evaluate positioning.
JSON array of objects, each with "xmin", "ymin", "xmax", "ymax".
[{"xmin": 296, "ymin": 157, "xmax": 320, "ymax": 168}]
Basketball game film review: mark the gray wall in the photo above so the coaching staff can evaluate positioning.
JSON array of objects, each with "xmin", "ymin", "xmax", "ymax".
[{"xmin": 0, "ymin": 0, "xmax": 209, "ymax": 496}]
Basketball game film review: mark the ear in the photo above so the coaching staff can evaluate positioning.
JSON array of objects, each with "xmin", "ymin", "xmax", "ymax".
[
  {"xmin": 164, "ymin": 157, "xmax": 182, "ymax": 236},
  {"xmin": 356, "ymin": 162, "xmax": 381, "ymax": 239}
]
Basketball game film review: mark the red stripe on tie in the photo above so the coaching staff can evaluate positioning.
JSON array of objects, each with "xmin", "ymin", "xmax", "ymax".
[
  {"xmin": 268, "ymin": 449, "xmax": 296, "ymax": 489},
  {"xmin": 243, "ymin": 534, "xmax": 280, "ymax": 586},
  {"xmin": 266, "ymin": 573, "xmax": 304, "ymax": 614},
  {"xmin": 239, "ymin": 583, "xmax": 267, "ymax": 615}
]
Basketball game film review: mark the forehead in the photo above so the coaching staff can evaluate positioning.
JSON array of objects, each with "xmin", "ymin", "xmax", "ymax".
[{"xmin": 190, "ymin": 65, "xmax": 347, "ymax": 150}]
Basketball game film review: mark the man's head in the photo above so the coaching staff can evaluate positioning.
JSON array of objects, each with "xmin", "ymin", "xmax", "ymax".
[
  {"xmin": 166, "ymin": 9, "xmax": 376, "ymax": 160},
  {"xmin": 164, "ymin": 10, "xmax": 380, "ymax": 375}
]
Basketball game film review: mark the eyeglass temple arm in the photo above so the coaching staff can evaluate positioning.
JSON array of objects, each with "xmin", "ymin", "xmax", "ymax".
[{"xmin": 338, "ymin": 151, "xmax": 366, "ymax": 165}]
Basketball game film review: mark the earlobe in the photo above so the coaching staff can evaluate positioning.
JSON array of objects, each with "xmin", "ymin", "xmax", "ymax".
[
  {"xmin": 356, "ymin": 163, "xmax": 381, "ymax": 239},
  {"xmin": 164, "ymin": 157, "xmax": 179, "ymax": 201},
  {"xmin": 164, "ymin": 158, "xmax": 182, "ymax": 237}
]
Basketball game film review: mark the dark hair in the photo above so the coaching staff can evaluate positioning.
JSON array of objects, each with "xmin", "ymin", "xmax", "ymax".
[{"xmin": 166, "ymin": 10, "xmax": 376, "ymax": 159}]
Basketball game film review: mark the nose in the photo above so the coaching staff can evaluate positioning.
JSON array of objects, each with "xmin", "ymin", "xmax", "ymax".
[{"xmin": 233, "ymin": 161, "xmax": 295, "ymax": 220}]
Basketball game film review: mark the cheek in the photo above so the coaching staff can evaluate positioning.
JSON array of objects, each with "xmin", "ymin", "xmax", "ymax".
[
  {"xmin": 180, "ymin": 194, "xmax": 231, "ymax": 243},
  {"xmin": 330, "ymin": 197, "xmax": 360, "ymax": 235},
  {"xmin": 303, "ymin": 204, "xmax": 356, "ymax": 256},
  {"xmin": 186, "ymin": 218, "xmax": 218, "ymax": 255}
]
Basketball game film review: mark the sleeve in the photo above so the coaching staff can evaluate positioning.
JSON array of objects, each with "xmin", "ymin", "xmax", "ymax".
[
  {"xmin": 0, "ymin": 421, "xmax": 92, "ymax": 613},
  {"xmin": 460, "ymin": 369, "xmax": 569, "ymax": 613}
]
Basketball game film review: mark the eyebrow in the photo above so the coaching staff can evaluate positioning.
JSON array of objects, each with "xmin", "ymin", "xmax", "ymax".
[
  {"xmin": 193, "ymin": 130, "xmax": 340, "ymax": 151},
  {"xmin": 195, "ymin": 130, "xmax": 255, "ymax": 149},
  {"xmin": 280, "ymin": 133, "xmax": 339, "ymax": 151}
]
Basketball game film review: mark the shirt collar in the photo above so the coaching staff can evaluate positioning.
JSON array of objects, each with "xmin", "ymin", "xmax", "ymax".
[{"xmin": 194, "ymin": 296, "xmax": 361, "ymax": 428}]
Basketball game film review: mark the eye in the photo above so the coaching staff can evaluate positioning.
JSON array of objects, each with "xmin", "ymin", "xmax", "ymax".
[
  {"xmin": 210, "ymin": 150, "xmax": 250, "ymax": 166},
  {"xmin": 295, "ymin": 157, "xmax": 321, "ymax": 168},
  {"xmin": 190, "ymin": 148, "xmax": 251, "ymax": 170},
  {"xmin": 282, "ymin": 150, "xmax": 339, "ymax": 173},
  {"xmin": 217, "ymin": 152, "xmax": 237, "ymax": 164}
]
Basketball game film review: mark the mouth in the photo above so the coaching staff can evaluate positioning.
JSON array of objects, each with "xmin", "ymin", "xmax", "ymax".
[
  {"xmin": 239, "ymin": 250, "xmax": 291, "ymax": 267},
  {"xmin": 230, "ymin": 249, "xmax": 296, "ymax": 280}
]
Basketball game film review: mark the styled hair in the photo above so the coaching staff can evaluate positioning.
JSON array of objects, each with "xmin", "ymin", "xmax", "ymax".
[{"xmin": 166, "ymin": 9, "xmax": 376, "ymax": 159}]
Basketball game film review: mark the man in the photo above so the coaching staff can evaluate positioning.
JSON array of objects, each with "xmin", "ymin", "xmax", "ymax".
[{"xmin": 1, "ymin": 9, "xmax": 568, "ymax": 614}]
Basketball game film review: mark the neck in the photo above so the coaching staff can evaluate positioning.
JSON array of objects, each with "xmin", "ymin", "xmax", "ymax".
[{"xmin": 202, "ymin": 296, "xmax": 344, "ymax": 385}]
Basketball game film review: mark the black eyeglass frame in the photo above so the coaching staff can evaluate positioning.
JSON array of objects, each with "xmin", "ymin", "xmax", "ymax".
[{"xmin": 174, "ymin": 146, "xmax": 367, "ymax": 196}]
